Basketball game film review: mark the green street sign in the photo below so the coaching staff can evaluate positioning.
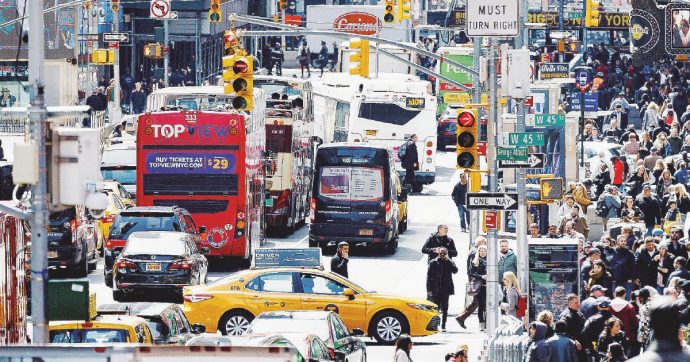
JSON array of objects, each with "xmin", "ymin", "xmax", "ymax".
[
  {"xmin": 508, "ymin": 132, "xmax": 545, "ymax": 147},
  {"xmin": 566, "ymin": 11, "xmax": 583, "ymax": 19},
  {"xmin": 496, "ymin": 147, "xmax": 528, "ymax": 161},
  {"xmin": 534, "ymin": 114, "xmax": 565, "ymax": 127}
]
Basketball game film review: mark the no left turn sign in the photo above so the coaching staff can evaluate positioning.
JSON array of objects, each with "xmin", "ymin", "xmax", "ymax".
[{"xmin": 150, "ymin": 0, "xmax": 171, "ymax": 19}]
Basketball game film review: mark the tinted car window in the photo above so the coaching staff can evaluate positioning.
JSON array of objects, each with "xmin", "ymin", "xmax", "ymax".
[
  {"xmin": 108, "ymin": 213, "xmax": 176, "ymax": 240},
  {"xmin": 146, "ymin": 319, "xmax": 169, "ymax": 342},
  {"xmin": 246, "ymin": 273, "xmax": 294, "ymax": 293}
]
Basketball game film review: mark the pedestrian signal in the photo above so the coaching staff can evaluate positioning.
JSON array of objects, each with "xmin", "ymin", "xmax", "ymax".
[
  {"xmin": 456, "ymin": 108, "xmax": 479, "ymax": 169},
  {"xmin": 384, "ymin": 0, "xmax": 395, "ymax": 23},
  {"xmin": 349, "ymin": 38, "xmax": 370, "ymax": 78},
  {"xmin": 540, "ymin": 178, "xmax": 564, "ymax": 201},
  {"xmin": 397, "ymin": 0, "xmax": 411, "ymax": 22},
  {"xmin": 209, "ymin": 0, "xmax": 222, "ymax": 23},
  {"xmin": 143, "ymin": 43, "xmax": 162, "ymax": 59},
  {"xmin": 585, "ymin": 0, "xmax": 601, "ymax": 27},
  {"xmin": 90, "ymin": 49, "xmax": 115, "ymax": 65}
]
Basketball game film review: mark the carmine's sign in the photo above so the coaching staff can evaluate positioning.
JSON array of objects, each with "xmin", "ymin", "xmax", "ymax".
[{"xmin": 333, "ymin": 12, "xmax": 382, "ymax": 35}]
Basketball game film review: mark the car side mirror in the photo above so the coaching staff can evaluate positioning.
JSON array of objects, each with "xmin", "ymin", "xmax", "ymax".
[
  {"xmin": 343, "ymin": 288, "xmax": 355, "ymax": 300},
  {"xmin": 198, "ymin": 226, "xmax": 207, "ymax": 234},
  {"xmin": 350, "ymin": 327, "xmax": 364, "ymax": 337},
  {"xmin": 192, "ymin": 323, "xmax": 206, "ymax": 334}
]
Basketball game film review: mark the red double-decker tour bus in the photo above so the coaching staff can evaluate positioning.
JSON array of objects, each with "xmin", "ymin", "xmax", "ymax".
[{"xmin": 136, "ymin": 110, "xmax": 266, "ymax": 261}]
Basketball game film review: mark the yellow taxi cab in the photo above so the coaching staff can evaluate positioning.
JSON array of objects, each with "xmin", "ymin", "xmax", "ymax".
[
  {"xmin": 396, "ymin": 176, "xmax": 410, "ymax": 234},
  {"xmin": 102, "ymin": 180, "xmax": 136, "ymax": 208},
  {"xmin": 97, "ymin": 191, "xmax": 128, "ymax": 252},
  {"xmin": 183, "ymin": 248, "xmax": 439, "ymax": 344},
  {"xmin": 49, "ymin": 314, "xmax": 154, "ymax": 344}
]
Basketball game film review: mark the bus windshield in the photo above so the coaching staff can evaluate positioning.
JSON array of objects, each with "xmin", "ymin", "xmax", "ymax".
[
  {"xmin": 165, "ymin": 96, "xmax": 231, "ymax": 111},
  {"xmin": 101, "ymin": 167, "xmax": 136, "ymax": 186},
  {"xmin": 358, "ymin": 102, "xmax": 421, "ymax": 125},
  {"xmin": 319, "ymin": 167, "xmax": 384, "ymax": 202}
]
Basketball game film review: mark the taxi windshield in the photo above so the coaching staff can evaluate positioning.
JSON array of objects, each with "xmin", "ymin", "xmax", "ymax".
[
  {"xmin": 248, "ymin": 319, "xmax": 330, "ymax": 342},
  {"xmin": 50, "ymin": 328, "xmax": 129, "ymax": 343}
]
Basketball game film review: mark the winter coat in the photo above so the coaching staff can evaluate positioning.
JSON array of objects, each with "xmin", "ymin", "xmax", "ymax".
[
  {"xmin": 612, "ymin": 159, "xmax": 625, "ymax": 185},
  {"xmin": 426, "ymin": 257, "xmax": 458, "ymax": 296},
  {"xmin": 130, "ymin": 90, "xmax": 147, "ymax": 113},
  {"xmin": 635, "ymin": 194, "xmax": 663, "ymax": 226},
  {"xmin": 610, "ymin": 247, "xmax": 637, "ymax": 284},
  {"xmin": 636, "ymin": 248, "xmax": 659, "ymax": 287},
  {"xmin": 600, "ymin": 192, "xmax": 622, "ymax": 219},
  {"xmin": 421, "ymin": 233, "xmax": 458, "ymax": 262},
  {"xmin": 582, "ymin": 311, "xmax": 613, "ymax": 352},
  {"xmin": 546, "ymin": 333, "xmax": 578, "ymax": 362},
  {"xmin": 330, "ymin": 253, "xmax": 348, "ymax": 278},
  {"xmin": 667, "ymin": 240, "xmax": 688, "ymax": 260},
  {"xmin": 559, "ymin": 215, "xmax": 590, "ymax": 238},
  {"xmin": 559, "ymin": 307, "xmax": 586, "ymax": 343},
  {"xmin": 610, "ymin": 298, "xmax": 639, "ymax": 342},
  {"xmin": 594, "ymin": 170, "xmax": 612, "ymax": 198},
  {"xmin": 498, "ymin": 249, "xmax": 518, "ymax": 280},
  {"xmin": 653, "ymin": 253, "xmax": 676, "ymax": 287},
  {"xmin": 401, "ymin": 141, "xmax": 418, "ymax": 169},
  {"xmin": 597, "ymin": 331, "xmax": 627, "ymax": 360},
  {"xmin": 502, "ymin": 286, "xmax": 520, "ymax": 318},
  {"xmin": 667, "ymin": 267, "xmax": 690, "ymax": 287},
  {"xmin": 525, "ymin": 322, "xmax": 549, "ymax": 362},
  {"xmin": 625, "ymin": 173, "xmax": 646, "ymax": 198},
  {"xmin": 451, "ymin": 182, "xmax": 467, "ymax": 207}
]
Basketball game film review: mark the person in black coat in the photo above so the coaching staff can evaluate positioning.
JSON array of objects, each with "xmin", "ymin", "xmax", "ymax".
[
  {"xmin": 593, "ymin": 164, "xmax": 612, "ymax": 198},
  {"xmin": 608, "ymin": 104, "xmax": 629, "ymax": 130},
  {"xmin": 667, "ymin": 257, "xmax": 690, "ymax": 286},
  {"xmin": 635, "ymin": 238, "xmax": 659, "ymax": 288},
  {"xmin": 451, "ymin": 174, "xmax": 469, "ymax": 231},
  {"xmin": 634, "ymin": 184, "xmax": 662, "ymax": 235},
  {"xmin": 85, "ymin": 89, "xmax": 105, "ymax": 112},
  {"xmin": 330, "ymin": 242, "xmax": 349, "ymax": 278},
  {"xmin": 457, "ymin": 245, "xmax": 487, "ymax": 329},
  {"xmin": 401, "ymin": 134, "xmax": 419, "ymax": 187},
  {"xmin": 130, "ymin": 82, "xmax": 147, "ymax": 114},
  {"xmin": 426, "ymin": 247, "xmax": 458, "ymax": 331},
  {"xmin": 610, "ymin": 235, "xmax": 637, "ymax": 297},
  {"xmin": 559, "ymin": 293, "xmax": 586, "ymax": 353},
  {"xmin": 582, "ymin": 299, "xmax": 614, "ymax": 360},
  {"xmin": 421, "ymin": 225, "xmax": 458, "ymax": 262},
  {"xmin": 667, "ymin": 227, "xmax": 688, "ymax": 260},
  {"xmin": 596, "ymin": 317, "xmax": 627, "ymax": 361}
]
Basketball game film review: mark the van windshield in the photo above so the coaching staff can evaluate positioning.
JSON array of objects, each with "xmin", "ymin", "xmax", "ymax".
[{"xmin": 318, "ymin": 167, "xmax": 384, "ymax": 202}]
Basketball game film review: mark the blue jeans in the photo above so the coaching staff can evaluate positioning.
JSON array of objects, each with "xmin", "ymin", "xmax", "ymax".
[{"xmin": 457, "ymin": 204, "xmax": 468, "ymax": 230}]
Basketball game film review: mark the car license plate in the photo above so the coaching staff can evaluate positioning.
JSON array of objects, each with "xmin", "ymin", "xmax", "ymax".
[
  {"xmin": 146, "ymin": 263, "xmax": 161, "ymax": 272},
  {"xmin": 48, "ymin": 251, "xmax": 58, "ymax": 259},
  {"xmin": 359, "ymin": 229, "xmax": 373, "ymax": 236},
  {"xmin": 365, "ymin": 129, "xmax": 377, "ymax": 136}
]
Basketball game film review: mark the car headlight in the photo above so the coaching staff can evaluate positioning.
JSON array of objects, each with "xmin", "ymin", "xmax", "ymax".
[{"xmin": 407, "ymin": 303, "xmax": 437, "ymax": 312}]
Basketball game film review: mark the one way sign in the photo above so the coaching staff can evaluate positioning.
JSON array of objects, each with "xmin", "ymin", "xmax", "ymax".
[
  {"xmin": 497, "ymin": 153, "xmax": 545, "ymax": 169},
  {"xmin": 466, "ymin": 192, "xmax": 519, "ymax": 211},
  {"xmin": 103, "ymin": 33, "xmax": 130, "ymax": 43}
]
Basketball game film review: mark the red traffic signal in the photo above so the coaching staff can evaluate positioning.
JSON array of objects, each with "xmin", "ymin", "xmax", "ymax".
[{"xmin": 458, "ymin": 110, "xmax": 476, "ymax": 127}]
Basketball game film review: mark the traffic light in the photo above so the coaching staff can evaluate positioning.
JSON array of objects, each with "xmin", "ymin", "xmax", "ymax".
[
  {"xmin": 90, "ymin": 49, "xmax": 115, "ymax": 64},
  {"xmin": 279, "ymin": 0, "xmax": 287, "ymax": 11},
  {"xmin": 209, "ymin": 0, "xmax": 222, "ymax": 23},
  {"xmin": 585, "ymin": 0, "xmax": 601, "ymax": 27},
  {"xmin": 384, "ymin": 0, "xmax": 395, "ymax": 23},
  {"xmin": 111, "ymin": 0, "xmax": 119, "ymax": 12},
  {"xmin": 224, "ymin": 30, "xmax": 238, "ymax": 55},
  {"xmin": 223, "ymin": 53, "xmax": 254, "ymax": 110},
  {"xmin": 540, "ymin": 178, "xmax": 564, "ymax": 201},
  {"xmin": 349, "ymin": 38, "xmax": 369, "ymax": 78},
  {"xmin": 397, "ymin": 0, "xmax": 411, "ymax": 22},
  {"xmin": 143, "ymin": 43, "xmax": 162, "ymax": 59},
  {"xmin": 456, "ymin": 107, "xmax": 479, "ymax": 169}
]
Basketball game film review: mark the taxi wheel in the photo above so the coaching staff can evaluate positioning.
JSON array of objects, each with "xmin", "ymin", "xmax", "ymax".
[
  {"xmin": 370, "ymin": 310, "xmax": 409, "ymax": 345},
  {"xmin": 219, "ymin": 310, "xmax": 254, "ymax": 336}
]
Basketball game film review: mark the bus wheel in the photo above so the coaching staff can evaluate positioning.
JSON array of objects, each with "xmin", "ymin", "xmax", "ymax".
[{"xmin": 412, "ymin": 183, "xmax": 423, "ymax": 193}]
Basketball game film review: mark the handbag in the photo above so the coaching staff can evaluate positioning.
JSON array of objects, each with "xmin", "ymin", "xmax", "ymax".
[{"xmin": 466, "ymin": 277, "xmax": 482, "ymax": 296}]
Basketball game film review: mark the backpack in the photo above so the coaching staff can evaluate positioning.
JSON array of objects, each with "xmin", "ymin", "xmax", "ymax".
[
  {"xmin": 397, "ymin": 141, "xmax": 410, "ymax": 159},
  {"xmin": 595, "ymin": 197, "xmax": 610, "ymax": 217},
  {"xmin": 516, "ymin": 293, "xmax": 527, "ymax": 318}
]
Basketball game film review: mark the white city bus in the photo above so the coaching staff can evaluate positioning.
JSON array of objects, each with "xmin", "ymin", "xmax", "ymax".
[{"xmin": 313, "ymin": 73, "xmax": 438, "ymax": 192}]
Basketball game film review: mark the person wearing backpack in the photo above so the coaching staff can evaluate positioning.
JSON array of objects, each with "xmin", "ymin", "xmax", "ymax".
[
  {"xmin": 400, "ymin": 134, "xmax": 419, "ymax": 189},
  {"xmin": 597, "ymin": 185, "xmax": 622, "ymax": 228}
]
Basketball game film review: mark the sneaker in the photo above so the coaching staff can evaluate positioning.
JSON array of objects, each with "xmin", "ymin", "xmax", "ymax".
[{"xmin": 441, "ymin": 328, "xmax": 447, "ymax": 332}]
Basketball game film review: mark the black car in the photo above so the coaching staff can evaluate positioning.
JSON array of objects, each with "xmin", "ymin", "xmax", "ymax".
[
  {"xmin": 112, "ymin": 231, "xmax": 208, "ymax": 302},
  {"xmin": 48, "ymin": 206, "xmax": 99, "ymax": 277},
  {"xmin": 104, "ymin": 206, "xmax": 205, "ymax": 288},
  {"xmin": 97, "ymin": 302, "xmax": 206, "ymax": 344}
]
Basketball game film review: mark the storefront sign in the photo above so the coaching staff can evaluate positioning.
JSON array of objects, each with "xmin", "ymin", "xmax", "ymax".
[{"xmin": 539, "ymin": 63, "xmax": 569, "ymax": 80}]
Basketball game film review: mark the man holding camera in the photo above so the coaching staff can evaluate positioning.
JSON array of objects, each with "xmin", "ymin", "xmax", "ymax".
[
  {"xmin": 427, "ymin": 247, "xmax": 458, "ymax": 332},
  {"xmin": 330, "ymin": 242, "xmax": 349, "ymax": 278}
]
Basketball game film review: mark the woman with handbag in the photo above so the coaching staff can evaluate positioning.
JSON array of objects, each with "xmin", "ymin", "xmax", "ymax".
[
  {"xmin": 501, "ymin": 271, "xmax": 521, "ymax": 318},
  {"xmin": 457, "ymin": 245, "xmax": 488, "ymax": 330}
]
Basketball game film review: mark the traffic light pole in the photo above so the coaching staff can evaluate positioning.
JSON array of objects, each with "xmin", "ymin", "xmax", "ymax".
[
  {"xmin": 164, "ymin": 19, "xmax": 169, "ymax": 85},
  {"xmin": 486, "ymin": 37, "xmax": 500, "ymax": 334},
  {"xmin": 469, "ymin": 36, "xmax": 482, "ymax": 253},
  {"xmin": 111, "ymin": 6, "xmax": 121, "ymax": 125},
  {"xmin": 28, "ymin": 0, "xmax": 49, "ymax": 345}
]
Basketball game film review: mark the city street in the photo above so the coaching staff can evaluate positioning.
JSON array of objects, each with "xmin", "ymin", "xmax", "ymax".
[{"xmin": 51, "ymin": 150, "xmax": 486, "ymax": 361}]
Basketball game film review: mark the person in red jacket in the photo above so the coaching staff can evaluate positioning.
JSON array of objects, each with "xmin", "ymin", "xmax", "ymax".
[
  {"xmin": 610, "ymin": 286, "xmax": 639, "ymax": 356},
  {"xmin": 611, "ymin": 156, "xmax": 625, "ymax": 188}
]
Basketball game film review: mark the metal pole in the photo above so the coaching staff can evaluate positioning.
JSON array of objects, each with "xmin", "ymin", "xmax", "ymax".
[
  {"xmin": 580, "ymin": 90, "xmax": 585, "ymax": 169},
  {"xmin": 28, "ymin": 0, "xmax": 49, "ymax": 345},
  {"xmin": 375, "ymin": 27, "xmax": 380, "ymax": 78},
  {"xmin": 582, "ymin": 0, "xmax": 587, "ymax": 50},
  {"xmin": 112, "ymin": 5, "xmax": 121, "ymax": 125},
  {"xmin": 196, "ymin": 18, "xmax": 201, "ymax": 86},
  {"xmin": 164, "ymin": 19, "xmax": 169, "ymax": 86},
  {"xmin": 486, "ymin": 38, "xmax": 500, "ymax": 334},
  {"xmin": 469, "ymin": 36, "xmax": 482, "ymax": 248},
  {"xmin": 559, "ymin": 0, "xmax": 565, "ymax": 62}
]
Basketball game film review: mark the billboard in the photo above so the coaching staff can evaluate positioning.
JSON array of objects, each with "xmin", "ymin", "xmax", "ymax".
[
  {"xmin": 666, "ymin": 3, "xmax": 690, "ymax": 55},
  {"xmin": 529, "ymin": 239, "xmax": 580, "ymax": 321},
  {"xmin": 0, "ymin": 0, "xmax": 77, "ymax": 60}
]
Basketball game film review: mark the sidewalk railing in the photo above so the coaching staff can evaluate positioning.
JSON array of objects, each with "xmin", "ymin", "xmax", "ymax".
[
  {"xmin": 0, "ymin": 109, "xmax": 106, "ymax": 133},
  {"xmin": 483, "ymin": 316, "xmax": 529, "ymax": 362}
]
